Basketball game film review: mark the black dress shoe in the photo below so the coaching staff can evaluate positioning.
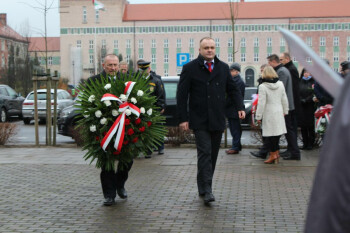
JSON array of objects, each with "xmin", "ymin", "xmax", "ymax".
[
  {"xmin": 283, "ymin": 155, "xmax": 301, "ymax": 160},
  {"xmin": 279, "ymin": 150, "xmax": 290, "ymax": 157},
  {"xmin": 204, "ymin": 193, "xmax": 215, "ymax": 203},
  {"xmin": 199, "ymin": 192, "xmax": 205, "ymax": 197},
  {"xmin": 103, "ymin": 197, "xmax": 115, "ymax": 206},
  {"xmin": 250, "ymin": 151, "xmax": 267, "ymax": 159},
  {"xmin": 158, "ymin": 148, "xmax": 164, "ymax": 155},
  {"xmin": 117, "ymin": 188, "xmax": 128, "ymax": 199}
]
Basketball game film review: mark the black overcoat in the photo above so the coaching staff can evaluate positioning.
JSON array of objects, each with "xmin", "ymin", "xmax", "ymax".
[
  {"xmin": 299, "ymin": 77, "xmax": 316, "ymax": 127},
  {"xmin": 225, "ymin": 74, "xmax": 245, "ymax": 119},
  {"xmin": 176, "ymin": 55, "xmax": 244, "ymax": 131}
]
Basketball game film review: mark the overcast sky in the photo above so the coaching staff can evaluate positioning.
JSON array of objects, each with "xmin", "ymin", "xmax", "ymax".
[{"xmin": 1, "ymin": 0, "xmax": 295, "ymax": 37}]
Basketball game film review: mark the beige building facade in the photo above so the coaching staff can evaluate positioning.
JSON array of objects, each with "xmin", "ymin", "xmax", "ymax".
[{"xmin": 60, "ymin": 0, "xmax": 350, "ymax": 86}]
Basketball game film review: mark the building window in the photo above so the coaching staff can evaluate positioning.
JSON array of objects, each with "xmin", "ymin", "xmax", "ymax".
[
  {"xmin": 254, "ymin": 37, "xmax": 259, "ymax": 47},
  {"xmin": 114, "ymin": 40, "xmax": 118, "ymax": 49},
  {"xmin": 306, "ymin": 57, "xmax": 312, "ymax": 63},
  {"xmin": 320, "ymin": 37, "xmax": 326, "ymax": 46},
  {"xmin": 138, "ymin": 53, "xmax": 143, "ymax": 60},
  {"xmin": 126, "ymin": 54, "xmax": 130, "ymax": 63},
  {"xmin": 347, "ymin": 52, "xmax": 350, "ymax": 61},
  {"xmin": 333, "ymin": 67, "xmax": 339, "ymax": 72},
  {"xmin": 228, "ymin": 38, "xmax": 233, "ymax": 47},
  {"xmin": 126, "ymin": 39, "xmax": 131, "ymax": 49},
  {"xmin": 164, "ymin": 69, "xmax": 168, "ymax": 77},
  {"xmin": 151, "ymin": 39, "xmax": 156, "ymax": 48},
  {"xmin": 320, "ymin": 51, "xmax": 325, "ymax": 59},
  {"xmin": 306, "ymin": 37, "xmax": 312, "ymax": 47},
  {"xmin": 176, "ymin": 38, "xmax": 181, "ymax": 48},
  {"xmin": 164, "ymin": 54, "xmax": 168, "ymax": 63},
  {"xmin": 164, "ymin": 39, "xmax": 169, "ymax": 48},
  {"xmin": 152, "ymin": 54, "xmax": 156, "ymax": 63},
  {"xmin": 267, "ymin": 53, "xmax": 272, "ymax": 57},
  {"xmin": 190, "ymin": 53, "xmax": 194, "ymax": 61},
  {"xmin": 333, "ymin": 36, "xmax": 339, "ymax": 46},
  {"xmin": 101, "ymin": 39, "xmax": 106, "ymax": 49},
  {"xmin": 241, "ymin": 53, "xmax": 246, "ymax": 62},
  {"xmin": 89, "ymin": 40, "xmax": 94, "ymax": 49},
  {"xmin": 89, "ymin": 70, "xmax": 94, "ymax": 76},
  {"xmin": 240, "ymin": 38, "xmax": 246, "ymax": 48},
  {"xmin": 83, "ymin": 6, "xmax": 87, "ymax": 23},
  {"xmin": 48, "ymin": 57, "xmax": 52, "ymax": 65},
  {"xmin": 1, "ymin": 40, "xmax": 5, "ymax": 51},
  {"xmin": 1, "ymin": 54, "xmax": 5, "ymax": 67},
  {"xmin": 215, "ymin": 38, "xmax": 220, "ymax": 47},
  {"xmin": 77, "ymin": 40, "xmax": 81, "ymax": 48},
  {"xmin": 293, "ymin": 57, "xmax": 297, "ymax": 62},
  {"xmin": 189, "ymin": 38, "xmax": 194, "ymax": 48},
  {"xmin": 89, "ymin": 55, "xmax": 94, "ymax": 64},
  {"xmin": 347, "ymin": 36, "xmax": 350, "ymax": 46},
  {"xmin": 254, "ymin": 53, "xmax": 259, "ymax": 62},
  {"xmin": 267, "ymin": 37, "xmax": 272, "ymax": 47},
  {"xmin": 95, "ymin": 10, "xmax": 99, "ymax": 23},
  {"xmin": 138, "ymin": 39, "xmax": 143, "ymax": 48},
  {"xmin": 216, "ymin": 53, "xmax": 220, "ymax": 58},
  {"xmin": 228, "ymin": 53, "xmax": 233, "ymax": 63},
  {"xmin": 333, "ymin": 51, "xmax": 339, "ymax": 62},
  {"xmin": 280, "ymin": 37, "xmax": 286, "ymax": 46}
]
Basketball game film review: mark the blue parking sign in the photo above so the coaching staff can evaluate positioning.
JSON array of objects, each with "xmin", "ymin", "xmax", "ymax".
[{"xmin": 177, "ymin": 53, "xmax": 190, "ymax": 66}]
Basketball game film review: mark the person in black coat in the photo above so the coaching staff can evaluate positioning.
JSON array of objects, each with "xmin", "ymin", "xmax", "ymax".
[
  {"xmin": 299, "ymin": 69, "xmax": 316, "ymax": 150},
  {"xmin": 225, "ymin": 62, "xmax": 245, "ymax": 154},
  {"xmin": 136, "ymin": 60, "xmax": 166, "ymax": 158},
  {"xmin": 177, "ymin": 37, "xmax": 245, "ymax": 204},
  {"xmin": 86, "ymin": 54, "xmax": 133, "ymax": 206}
]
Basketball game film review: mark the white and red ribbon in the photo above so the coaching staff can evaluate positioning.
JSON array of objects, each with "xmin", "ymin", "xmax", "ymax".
[
  {"xmin": 100, "ymin": 81, "xmax": 140, "ymax": 152},
  {"xmin": 314, "ymin": 104, "xmax": 333, "ymax": 133}
]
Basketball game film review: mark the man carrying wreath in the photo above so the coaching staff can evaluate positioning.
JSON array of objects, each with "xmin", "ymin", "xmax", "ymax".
[{"xmin": 87, "ymin": 54, "xmax": 133, "ymax": 206}]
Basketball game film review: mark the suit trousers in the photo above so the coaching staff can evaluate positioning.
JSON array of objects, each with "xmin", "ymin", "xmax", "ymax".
[
  {"xmin": 194, "ymin": 130, "xmax": 223, "ymax": 195},
  {"xmin": 284, "ymin": 110, "xmax": 301, "ymax": 156},
  {"xmin": 100, "ymin": 160, "xmax": 133, "ymax": 199},
  {"xmin": 228, "ymin": 118, "xmax": 242, "ymax": 151}
]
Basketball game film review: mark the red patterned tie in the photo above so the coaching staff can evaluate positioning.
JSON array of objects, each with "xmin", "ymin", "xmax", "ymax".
[{"xmin": 207, "ymin": 62, "xmax": 213, "ymax": 72}]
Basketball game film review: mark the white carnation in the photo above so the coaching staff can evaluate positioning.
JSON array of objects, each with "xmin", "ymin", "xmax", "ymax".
[
  {"xmin": 125, "ymin": 109, "xmax": 132, "ymax": 116},
  {"xmin": 104, "ymin": 100, "xmax": 111, "ymax": 106},
  {"xmin": 100, "ymin": 117, "xmax": 107, "ymax": 125},
  {"xmin": 321, "ymin": 118, "xmax": 326, "ymax": 123},
  {"xmin": 147, "ymin": 108, "xmax": 152, "ymax": 116},
  {"xmin": 137, "ymin": 90, "xmax": 144, "ymax": 96},
  {"xmin": 104, "ymin": 83, "xmax": 111, "ymax": 90},
  {"xmin": 83, "ymin": 111, "xmax": 89, "ymax": 118},
  {"xmin": 95, "ymin": 110, "xmax": 102, "ymax": 118},
  {"xmin": 112, "ymin": 109, "xmax": 119, "ymax": 117},
  {"xmin": 140, "ymin": 107, "xmax": 145, "ymax": 114},
  {"xmin": 88, "ymin": 95, "xmax": 95, "ymax": 103},
  {"xmin": 119, "ymin": 94, "xmax": 127, "ymax": 102},
  {"xmin": 90, "ymin": 125, "xmax": 96, "ymax": 132},
  {"xmin": 130, "ymin": 97, "xmax": 137, "ymax": 104}
]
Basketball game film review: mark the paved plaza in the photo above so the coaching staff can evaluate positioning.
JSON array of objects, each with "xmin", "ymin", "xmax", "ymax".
[{"xmin": 0, "ymin": 145, "xmax": 319, "ymax": 233}]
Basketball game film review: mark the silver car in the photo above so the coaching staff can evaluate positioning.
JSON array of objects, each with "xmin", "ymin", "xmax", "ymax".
[{"xmin": 22, "ymin": 89, "xmax": 74, "ymax": 124}]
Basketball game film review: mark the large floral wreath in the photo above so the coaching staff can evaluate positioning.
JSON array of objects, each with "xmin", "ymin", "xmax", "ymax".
[{"xmin": 76, "ymin": 73, "xmax": 166, "ymax": 171}]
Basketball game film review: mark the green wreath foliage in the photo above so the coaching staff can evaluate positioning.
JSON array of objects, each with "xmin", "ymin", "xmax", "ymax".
[{"xmin": 76, "ymin": 72, "xmax": 167, "ymax": 171}]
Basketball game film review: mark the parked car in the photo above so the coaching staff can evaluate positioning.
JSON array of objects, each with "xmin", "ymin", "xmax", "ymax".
[
  {"xmin": 0, "ymin": 84, "xmax": 25, "ymax": 122},
  {"xmin": 58, "ymin": 76, "xmax": 181, "ymax": 137},
  {"xmin": 22, "ymin": 89, "xmax": 74, "ymax": 124},
  {"xmin": 241, "ymin": 87, "xmax": 258, "ymax": 128},
  {"xmin": 161, "ymin": 76, "xmax": 179, "ymax": 127}
]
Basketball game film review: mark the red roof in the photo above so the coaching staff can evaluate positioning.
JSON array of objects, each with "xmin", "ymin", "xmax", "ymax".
[
  {"xmin": 0, "ymin": 25, "xmax": 27, "ymax": 43},
  {"xmin": 123, "ymin": 0, "xmax": 350, "ymax": 21},
  {"xmin": 28, "ymin": 37, "xmax": 60, "ymax": 52}
]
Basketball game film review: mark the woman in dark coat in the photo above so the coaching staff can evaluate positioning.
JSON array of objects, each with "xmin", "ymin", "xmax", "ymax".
[{"xmin": 299, "ymin": 69, "xmax": 316, "ymax": 150}]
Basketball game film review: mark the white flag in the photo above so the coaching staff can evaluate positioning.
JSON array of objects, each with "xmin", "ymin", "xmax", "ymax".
[{"xmin": 93, "ymin": 0, "xmax": 104, "ymax": 10}]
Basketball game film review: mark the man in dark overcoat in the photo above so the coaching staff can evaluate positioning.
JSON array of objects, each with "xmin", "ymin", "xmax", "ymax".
[
  {"xmin": 87, "ymin": 54, "xmax": 133, "ymax": 206},
  {"xmin": 177, "ymin": 37, "xmax": 245, "ymax": 204}
]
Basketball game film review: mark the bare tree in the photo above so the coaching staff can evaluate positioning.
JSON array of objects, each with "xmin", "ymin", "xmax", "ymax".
[{"xmin": 229, "ymin": 0, "xmax": 240, "ymax": 62}]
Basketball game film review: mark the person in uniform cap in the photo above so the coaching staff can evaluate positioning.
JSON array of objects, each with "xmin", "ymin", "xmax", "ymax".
[
  {"xmin": 225, "ymin": 62, "xmax": 245, "ymax": 154},
  {"xmin": 340, "ymin": 61, "xmax": 350, "ymax": 78},
  {"xmin": 137, "ymin": 59, "xmax": 166, "ymax": 158}
]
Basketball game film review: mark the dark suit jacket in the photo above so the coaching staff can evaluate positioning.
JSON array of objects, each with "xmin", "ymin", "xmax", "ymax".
[
  {"xmin": 176, "ymin": 54, "xmax": 244, "ymax": 131},
  {"xmin": 225, "ymin": 74, "xmax": 245, "ymax": 119}
]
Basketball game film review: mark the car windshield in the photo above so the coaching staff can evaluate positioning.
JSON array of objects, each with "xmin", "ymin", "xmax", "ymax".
[
  {"xmin": 27, "ymin": 93, "xmax": 54, "ymax": 100},
  {"xmin": 163, "ymin": 82, "xmax": 177, "ymax": 100},
  {"xmin": 244, "ymin": 88, "xmax": 257, "ymax": 101}
]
